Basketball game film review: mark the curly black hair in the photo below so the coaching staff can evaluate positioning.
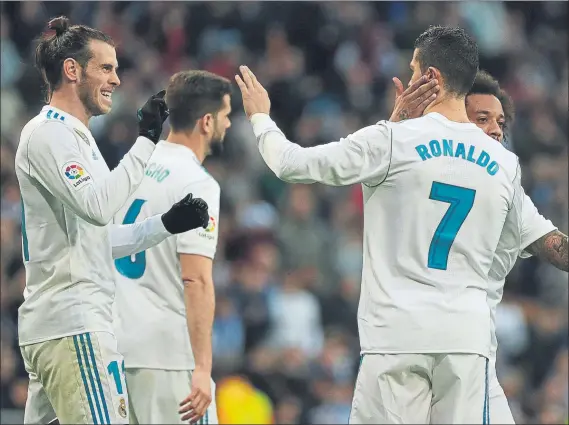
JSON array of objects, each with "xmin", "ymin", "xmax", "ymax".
[{"xmin": 466, "ymin": 70, "xmax": 515, "ymax": 126}]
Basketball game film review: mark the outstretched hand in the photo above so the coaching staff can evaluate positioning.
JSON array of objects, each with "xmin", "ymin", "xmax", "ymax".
[{"xmin": 235, "ymin": 65, "xmax": 271, "ymax": 119}]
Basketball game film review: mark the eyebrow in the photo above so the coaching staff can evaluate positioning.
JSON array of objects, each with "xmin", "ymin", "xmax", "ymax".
[{"xmin": 476, "ymin": 110, "xmax": 504, "ymax": 118}]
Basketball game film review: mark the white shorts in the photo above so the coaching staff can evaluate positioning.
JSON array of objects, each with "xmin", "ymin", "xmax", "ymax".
[
  {"xmin": 488, "ymin": 362, "xmax": 516, "ymax": 424},
  {"xmin": 125, "ymin": 368, "xmax": 218, "ymax": 424},
  {"xmin": 349, "ymin": 353, "xmax": 490, "ymax": 424},
  {"xmin": 21, "ymin": 332, "xmax": 129, "ymax": 424}
]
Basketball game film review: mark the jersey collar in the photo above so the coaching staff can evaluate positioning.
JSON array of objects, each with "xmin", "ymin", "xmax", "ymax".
[
  {"xmin": 425, "ymin": 112, "xmax": 481, "ymax": 131},
  {"xmin": 158, "ymin": 140, "xmax": 202, "ymax": 165},
  {"xmin": 41, "ymin": 105, "xmax": 92, "ymax": 136}
]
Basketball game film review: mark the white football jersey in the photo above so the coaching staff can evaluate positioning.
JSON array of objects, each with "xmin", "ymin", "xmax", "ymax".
[
  {"xmin": 15, "ymin": 106, "xmax": 155, "ymax": 345},
  {"xmin": 488, "ymin": 192, "xmax": 556, "ymax": 360},
  {"xmin": 252, "ymin": 112, "xmax": 523, "ymax": 357},
  {"xmin": 113, "ymin": 141, "xmax": 220, "ymax": 370}
]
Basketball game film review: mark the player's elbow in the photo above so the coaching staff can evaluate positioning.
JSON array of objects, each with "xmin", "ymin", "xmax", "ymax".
[
  {"xmin": 276, "ymin": 163, "xmax": 308, "ymax": 183},
  {"xmin": 182, "ymin": 275, "xmax": 212, "ymax": 288},
  {"xmin": 84, "ymin": 211, "xmax": 113, "ymax": 226},
  {"xmin": 83, "ymin": 199, "xmax": 115, "ymax": 226}
]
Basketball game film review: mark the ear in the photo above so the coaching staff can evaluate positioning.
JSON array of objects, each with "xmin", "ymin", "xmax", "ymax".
[
  {"xmin": 426, "ymin": 66, "xmax": 441, "ymax": 82},
  {"xmin": 62, "ymin": 58, "xmax": 80, "ymax": 83},
  {"xmin": 200, "ymin": 113, "xmax": 214, "ymax": 135}
]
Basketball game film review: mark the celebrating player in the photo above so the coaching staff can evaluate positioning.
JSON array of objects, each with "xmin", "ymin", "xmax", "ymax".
[
  {"xmin": 16, "ymin": 17, "xmax": 210, "ymax": 425},
  {"xmin": 236, "ymin": 25, "xmax": 529, "ymax": 423},
  {"xmin": 392, "ymin": 69, "xmax": 568, "ymax": 423},
  {"xmin": 113, "ymin": 70, "xmax": 232, "ymax": 424},
  {"xmin": 465, "ymin": 71, "xmax": 568, "ymax": 423}
]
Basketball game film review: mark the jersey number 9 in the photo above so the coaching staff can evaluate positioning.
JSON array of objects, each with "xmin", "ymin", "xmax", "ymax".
[{"xmin": 115, "ymin": 199, "xmax": 147, "ymax": 279}]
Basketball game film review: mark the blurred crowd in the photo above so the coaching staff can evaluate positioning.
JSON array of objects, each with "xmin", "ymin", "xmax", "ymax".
[{"xmin": 1, "ymin": 2, "xmax": 567, "ymax": 424}]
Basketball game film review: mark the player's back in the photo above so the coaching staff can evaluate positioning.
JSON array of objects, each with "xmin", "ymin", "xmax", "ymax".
[
  {"xmin": 113, "ymin": 141, "xmax": 219, "ymax": 371},
  {"xmin": 359, "ymin": 112, "xmax": 520, "ymax": 357},
  {"xmin": 15, "ymin": 107, "xmax": 115, "ymax": 345}
]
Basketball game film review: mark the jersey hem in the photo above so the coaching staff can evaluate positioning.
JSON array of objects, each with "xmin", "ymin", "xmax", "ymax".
[
  {"xmin": 360, "ymin": 349, "xmax": 490, "ymax": 358},
  {"xmin": 123, "ymin": 364, "xmax": 195, "ymax": 371},
  {"xmin": 18, "ymin": 328, "xmax": 114, "ymax": 347}
]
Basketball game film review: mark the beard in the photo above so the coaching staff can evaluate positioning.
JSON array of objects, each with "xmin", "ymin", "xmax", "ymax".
[
  {"xmin": 77, "ymin": 74, "xmax": 106, "ymax": 117},
  {"xmin": 209, "ymin": 137, "xmax": 224, "ymax": 156},
  {"xmin": 208, "ymin": 122, "xmax": 225, "ymax": 156}
]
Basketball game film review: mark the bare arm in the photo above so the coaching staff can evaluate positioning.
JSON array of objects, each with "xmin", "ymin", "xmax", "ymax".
[
  {"xmin": 178, "ymin": 253, "xmax": 214, "ymax": 422},
  {"xmin": 181, "ymin": 253, "xmax": 215, "ymax": 372},
  {"xmin": 526, "ymin": 230, "xmax": 569, "ymax": 272}
]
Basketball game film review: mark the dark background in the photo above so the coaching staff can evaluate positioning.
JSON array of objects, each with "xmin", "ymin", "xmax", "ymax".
[{"xmin": 1, "ymin": 2, "xmax": 567, "ymax": 423}]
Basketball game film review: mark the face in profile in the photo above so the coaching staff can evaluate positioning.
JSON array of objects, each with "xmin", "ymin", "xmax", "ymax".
[
  {"xmin": 408, "ymin": 49, "xmax": 437, "ymax": 88},
  {"xmin": 465, "ymin": 94, "xmax": 505, "ymax": 142},
  {"xmin": 76, "ymin": 40, "xmax": 120, "ymax": 117},
  {"xmin": 208, "ymin": 94, "xmax": 232, "ymax": 155},
  {"xmin": 408, "ymin": 49, "xmax": 424, "ymax": 87}
]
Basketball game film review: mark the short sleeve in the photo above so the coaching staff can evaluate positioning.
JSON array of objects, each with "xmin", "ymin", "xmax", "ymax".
[{"xmin": 176, "ymin": 178, "xmax": 221, "ymax": 259}]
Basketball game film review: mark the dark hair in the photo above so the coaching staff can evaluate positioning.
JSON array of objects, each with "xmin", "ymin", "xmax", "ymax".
[
  {"xmin": 414, "ymin": 26, "xmax": 479, "ymax": 97},
  {"xmin": 166, "ymin": 70, "xmax": 232, "ymax": 132},
  {"xmin": 35, "ymin": 16, "xmax": 115, "ymax": 101},
  {"xmin": 466, "ymin": 70, "xmax": 515, "ymax": 125}
]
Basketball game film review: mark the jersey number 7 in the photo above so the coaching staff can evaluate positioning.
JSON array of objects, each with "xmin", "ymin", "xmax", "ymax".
[
  {"xmin": 428, "ymin": 182, "xmax": 476, "ymax": 270},
  {"xmin": 115, "ymin": 199, "xmax": 147, "ymax": 279}
]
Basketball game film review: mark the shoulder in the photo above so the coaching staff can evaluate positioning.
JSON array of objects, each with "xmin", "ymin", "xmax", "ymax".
[
  {"xmin": 347, "ymin": 121, "xmax": 393, "ymax": 149},
  {"xmin": 173, "ymin": 161, "xmax": 220, "ymax": 203},
  {"xmin": 194, "ymin": 170, "xmax": 221, "ymax": 194},
  {"xmin": 482, "ymin": 138, "xmax": 520, "ymax": 182},
  {"xmin": 19, "ymin": 118, "xmax": 77, "ymax": 160},
  {"xmin": 176, "ymin": 158, "xmax": 220, "ymax": 189},
  {"xmin": 387, "ymin": 115, "xmax": 431, "ymax": 131},
  {"xmin": 28, "ymin": 119, "xmax": 77, "ymax": 146}
]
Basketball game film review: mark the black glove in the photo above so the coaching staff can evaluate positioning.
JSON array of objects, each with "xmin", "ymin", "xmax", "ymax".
[
  {"xmin": 137, "ymin": 90, "xmax": 169, "ymax": 144},
  {"xmin": 161, "ymin": 193, "xmax": 210, "ymax": 234}
]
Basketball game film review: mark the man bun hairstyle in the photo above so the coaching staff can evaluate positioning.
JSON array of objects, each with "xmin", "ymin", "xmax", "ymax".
[
  {"xmin": 48, "ymin": 16, "xmax": 70, "ymax": 36},
  {"xmin": 35, "ymin": 16, "xmax": 115, "ymax": 101},
  {"xmin": 414, "ymin": 25, "xmax": 479, "ymax": 97}
]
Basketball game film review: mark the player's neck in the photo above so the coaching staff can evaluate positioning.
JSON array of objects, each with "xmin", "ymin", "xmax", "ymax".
[
  {"xmin": 424, "ymin": 94, "xmax": 470, "ymax": 123},
  {"xmin": 49, "ymin": 89, "xmax": 91, "ymax": 127},
  {"xmin": 166, "ymin": 132, "xmax": 206, "ymax": 164}
]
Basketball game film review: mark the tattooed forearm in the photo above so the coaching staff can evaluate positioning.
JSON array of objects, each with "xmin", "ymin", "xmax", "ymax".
[{"xmin": 526, "ymin": 230, "xmax": 568, "ymax": 272}]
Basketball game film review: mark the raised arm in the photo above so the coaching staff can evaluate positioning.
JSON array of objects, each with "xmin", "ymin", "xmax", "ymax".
[
  {"xmin": 26, "ymin": 91, "xmax": 169, "ymax": 226},
  {"xmin": 235, "ymin": 65, "xmax": 392, "ymax": 187},
  {"xmin": 251, "ymin": 114, "xmax": 392, "ymax": 186},
  {"xmin": 27, "ymin": 120, "xmax": 154, "ymax": 226}
]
